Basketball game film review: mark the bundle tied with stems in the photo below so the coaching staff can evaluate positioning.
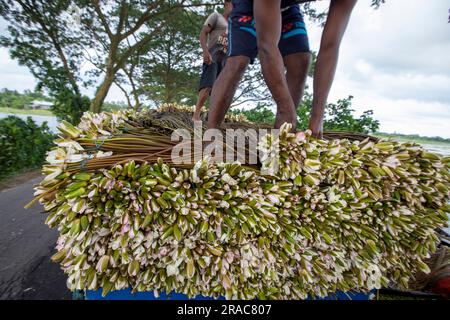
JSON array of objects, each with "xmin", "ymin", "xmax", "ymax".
[{"xmin": 27, "ymin": 104, "xmax": 450, "ymax": 299}]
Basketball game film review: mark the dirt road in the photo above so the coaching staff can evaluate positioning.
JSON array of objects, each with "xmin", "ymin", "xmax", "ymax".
[{"xmin": 0, "ymin": 176, "xmax": 71, "ymax": 299}]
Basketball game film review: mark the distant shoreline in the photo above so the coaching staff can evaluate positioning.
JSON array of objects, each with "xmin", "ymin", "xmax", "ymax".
[
  {"xmin": 0, "ymin": 107, "xmax": 54, "ymax": 116},
  {"xmin": 375, "ymin": 133, "xmax": 450, "ymax": 146}
]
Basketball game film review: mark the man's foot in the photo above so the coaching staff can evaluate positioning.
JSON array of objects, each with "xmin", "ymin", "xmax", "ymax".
[
  {"xmin": 309, "ymin": 121, "xmax": 323, "ymax": 139},
  {"xmin": 311, "ymin": 130, "xmax": 323, "ymax": 139}
]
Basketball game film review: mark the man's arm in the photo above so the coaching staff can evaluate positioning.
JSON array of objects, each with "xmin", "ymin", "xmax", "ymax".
[
  {"xmin": 309, "ymin": 0, "xmax": 357, "ymax": 138},
  {"xmin": 200, "ymin": 25, "xmax": 213, "ymax": 65},
  {"xmin": 200, "ymin": 12, "xmax": 218, "ymax": 65}
]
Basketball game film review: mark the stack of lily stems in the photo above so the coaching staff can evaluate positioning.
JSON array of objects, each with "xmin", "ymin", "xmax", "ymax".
[{"xmin": 28, "ymin": 104, "xmax": 450, "ymax": 299}]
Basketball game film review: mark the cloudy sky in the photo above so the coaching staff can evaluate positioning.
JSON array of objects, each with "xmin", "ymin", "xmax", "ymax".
[
  {"xmin": 0, "ymin": 0, "xmax": 449, "ymax": 137},
  {"xmin": 306, "ymin": 0, "xmax": 450, "ymax": 138}
]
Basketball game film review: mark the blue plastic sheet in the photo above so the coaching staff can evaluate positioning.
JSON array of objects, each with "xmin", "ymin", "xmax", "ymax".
[{"xmin": 85, "ymin": 288, "xmax": 374, "ymax": 300}]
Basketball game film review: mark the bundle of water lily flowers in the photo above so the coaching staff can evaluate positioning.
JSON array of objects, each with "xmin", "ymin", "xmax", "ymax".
[{"xmin": 28, "ymin": 104, "xmax": 450, "ymax": 299}]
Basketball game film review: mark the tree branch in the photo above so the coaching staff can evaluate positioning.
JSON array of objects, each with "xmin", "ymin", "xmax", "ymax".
[
  {"xmin": 120, "ymin": 1, "xmax": 162, "ymax": 40},
  {"xmin": 15, "ymin": 0, "xmax": 80, "ymax": 94},
  {"xmin": 120, "ymin": 1, "xmax": 222, "ymax": 40},
  {"xmin": 113, "ymin": 26, "xmax": 162, "ymax": 73},
  {"xmin": 231, "ymin": 98, "xmax": 265, "ymax": 108},
  {"xmin": 91, "ymin": 0, "xmax": 114, "ymax": 39},
  {"xmin": 113, "ymin": 77, "xmax": 133, "ymax": 109},
  {"xmin": 116, "ymin": 0, "xmax": 128, "ymax": 35}
]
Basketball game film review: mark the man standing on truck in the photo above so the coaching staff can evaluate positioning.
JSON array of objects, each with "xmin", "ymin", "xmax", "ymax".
[
  {"xmin": 192, "ymin": 0, "xmax": 233, "ymax": 122},
  {"xmin": 206, "ymin": 0, "xmax": 357, "ymax": 139}
]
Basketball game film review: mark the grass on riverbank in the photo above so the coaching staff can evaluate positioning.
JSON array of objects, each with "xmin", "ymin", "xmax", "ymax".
[
  {"xmin": 0, "ymin": 107, "xmax": 54, "ymax": 116},
  {"xmin": 375, "ymin": 133, "xmax": 450, "ymax": 146}
]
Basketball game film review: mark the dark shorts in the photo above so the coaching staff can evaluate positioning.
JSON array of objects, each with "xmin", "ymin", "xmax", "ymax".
[
  {"xmin": 228, "ymin": 5, "xmax": 310, "ymax": 64},
  {"xmin": 198, "ymin": 60, "xmax": 225, "ymax": 91}
]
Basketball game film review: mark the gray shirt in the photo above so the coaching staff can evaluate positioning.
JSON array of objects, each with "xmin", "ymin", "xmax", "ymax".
[{"xmin": 204, "ymin": 12, "xmax": 228, "ymax": 62}]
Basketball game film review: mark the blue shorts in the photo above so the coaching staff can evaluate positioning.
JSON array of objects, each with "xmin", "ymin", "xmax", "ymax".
[{"xmin": 228, "ymin": 4, "xmax": 310, "ymax": 63}]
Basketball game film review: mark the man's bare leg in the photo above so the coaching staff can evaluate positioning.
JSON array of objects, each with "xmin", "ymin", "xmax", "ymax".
[
  {"xmin": 193, "ymin": 87, "xmax": 211, "ymax": 121},
  {"xmin": 206, "ymin": 55, "xmax": 249, "ymax": 130},
  {"xmin": 309, "ymin": 0, "xmax": 357, "ymax": 138},
  {"xmin": 254, "ymin": 0, "xmax": 297, "ymax": 130},
  {"xmin": 278, "ymin": 52, "xmax": 311, "ymax": 127}
]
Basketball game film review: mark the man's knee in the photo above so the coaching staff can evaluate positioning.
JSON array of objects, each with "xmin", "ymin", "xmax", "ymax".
[
  {"xmin": 258, "ymin": 39, "xmax": 279, "ymax": 59},
  {"xmin": 301, "ymin": 52, "xmax": 312, "ymax": 69},
  {"xmin": 286, "ymin": 52, "xmax": 312, "ymax": 78},
  {"xmin": 225, "ymin": 56, "xmax": 249, "ymax": 77}
]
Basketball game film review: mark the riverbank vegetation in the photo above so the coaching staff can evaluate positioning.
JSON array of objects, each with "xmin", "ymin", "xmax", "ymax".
[
  {"xmin": 0, "ymin": 88, "xmax": 52, "ymax": 109},
  {"xmin": 375, "ymin": 133, "xmax": 450, "ymax": 145},
  {"xmin": 0, "ymin": 107, "xmax": 53, "ymax": 116},
  {"xmin": 0, "ymin": 116, "xmax": 54, "ymax": 181}
]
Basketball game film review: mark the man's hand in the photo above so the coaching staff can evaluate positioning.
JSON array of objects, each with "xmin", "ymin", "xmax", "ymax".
[
  {"xmin": 200, "ymin": 24, "xmax": 213, "ymax": 64},
  {"xmin": 203, "ymin": 51, "xmax": 213, "ymax": 65}
]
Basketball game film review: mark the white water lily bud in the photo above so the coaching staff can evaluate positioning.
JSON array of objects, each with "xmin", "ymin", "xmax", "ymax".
[{"xmin": 96, "ymin": 255, "xmax": 110, "ymax": 273}]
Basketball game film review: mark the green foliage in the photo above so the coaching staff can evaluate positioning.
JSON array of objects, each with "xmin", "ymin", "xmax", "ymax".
[
  {"xmin": 0, "ymin": 0, "xmax": 90, "ymax": 118},
  {"xmin": 233, "ymin": 95, "xmax": 380, "ymax": 134},
  {"xmin": 297, "ymin": 95, "xmax": 380, "ymax": 134},
  {"xmin": 319, "ymin": 96, "xmax": 380, "ymax": 134},
  {"xmin": 0, "ymin": 88, "xmax": 52, "ymax": 109},
  {"xmin": 231, "ymin": 103, "xmax": 275, "ymax": 125},
  {"xmin": 102, "ymin": 101, "xmax": 129, "ymax": 112},
  {"xmin": 0, "ymin": 0, "xmax": 83, "ymax": 95},
  {"xmin": 138, "ymin": 5, "xmax": 204, "ymax": 105},
  {"xmin": 370, "ymin": 0, "xmax": 386, "ymax": 9},
  {"xmin": 0, "ymin": 116, "xmax": 54, "ymax": 180},
  {"xmin": 0, "ymin": 0, "xmax": 228, "ymax": 113},
  {"xmin": 375, "ymin": 133, "xmax": 450, "ymax": 144},
  {"xmin": 52, "ymin": 90, "xmax": 90, "ymax": 124}
]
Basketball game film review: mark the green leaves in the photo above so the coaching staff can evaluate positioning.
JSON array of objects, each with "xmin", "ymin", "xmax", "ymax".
[
  {"xmin": 0, "ymin": 116, "xmax": 54, "ymax": 180},
  {"xmin": 296, "ymin": 95, "xmax": 380, "ymax": 133},
  {"xmin": 0, "ymin": 0, "xmax": 87, "ymax": 118}
]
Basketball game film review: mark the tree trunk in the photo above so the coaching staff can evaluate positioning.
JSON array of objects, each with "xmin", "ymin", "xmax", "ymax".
[
  {"xmin": 90, "ymin": 33, "xmax": 121, "ymax": 113},
  {"xmin": 90, "ymin": 71, "xmax": 115, "ymax": 113},
  {"xmin": 133, "ymin": 92, "xmax": 141, "ymax": 111}
]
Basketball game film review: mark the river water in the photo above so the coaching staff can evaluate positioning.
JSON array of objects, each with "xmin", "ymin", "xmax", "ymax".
[{"xmin": 0, "ymin": 112, "xmax": 59, "ymax": 133}]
